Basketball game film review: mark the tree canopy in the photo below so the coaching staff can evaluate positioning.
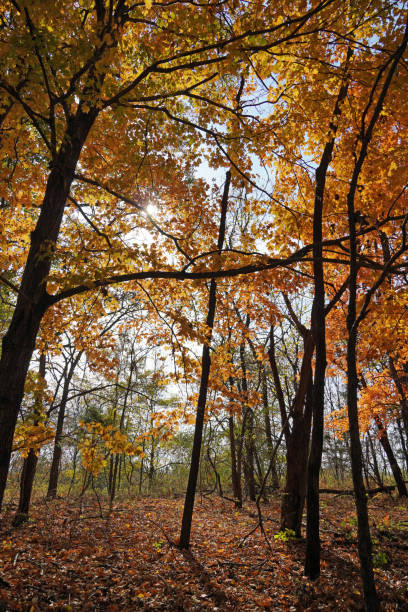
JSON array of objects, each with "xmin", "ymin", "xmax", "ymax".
[{"xmin": 1, "ymin": 1, "xmax": 408, "ymax": 610}]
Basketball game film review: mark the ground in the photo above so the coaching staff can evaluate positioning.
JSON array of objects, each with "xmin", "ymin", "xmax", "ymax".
[{"xmin": 0, "ymin": 493, "xmax": 407, "ymax": 610}]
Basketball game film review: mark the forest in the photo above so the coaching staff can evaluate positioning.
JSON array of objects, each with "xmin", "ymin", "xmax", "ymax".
[{"xmin": 1, "ymin": 0, "xmax": 408, "ymax": 610}]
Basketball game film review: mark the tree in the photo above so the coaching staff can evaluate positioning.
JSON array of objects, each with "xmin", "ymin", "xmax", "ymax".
[
  {"xmin": 0, "ymin": 0, "xmax": 342, "ymax": 511},
  {"xmin": 12, "ymin": 352, "xmax": 48, "ymax": 525},
  {"xmin": 179, "ymin": 170, "xmax": 231, "ymax": 549}
]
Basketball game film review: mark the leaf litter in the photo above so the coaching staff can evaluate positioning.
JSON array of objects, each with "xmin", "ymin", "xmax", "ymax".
[{"xmin": 0, "ymin": 494, "xmax": 407, "ymax": 610}]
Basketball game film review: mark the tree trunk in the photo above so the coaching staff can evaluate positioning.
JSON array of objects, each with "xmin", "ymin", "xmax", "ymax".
[
  {"xmin": 281, "ymin": 375, "xmax": 313, "ymax": 537},
  {"xmin": 347, "ymin": 326, "xmax": 378, "ymax": 610},
  {"xmin": 388, "ymin": 355, "xmax": 408, "ymax": 439},
  {"xmin": 240, "ymin": 342, "xmax": 256, "ymax": 502},
  {"xmin": 262, "ymin": 373, "xmax": 279, "ymax": 489},
  {"xmin": 148, "ymin": 438, "xmax": 155, "ymax": 491},
  {"xmin": 243, "ymin": 408, "xmax": 256, "ymax": 501},
  {"xmin": 47, "ymin": 352, "xmax": 82, "ymax": 498},
  {"xmin": 0, "ymin": 113, "xmax": 95, "ymax": 510},
  {"xmin": 14, "ymin": 352, "xmax": 46, "ymax": 525},
  {"xmin": 268, "ymin": 320, "xmax": 315, "ymax": 536},
  {"xmin": 228, "ymin": 412, "xmax": 242, "ymax": 507},
  {"xmin": 138, "ymin": 439, "xmax": 145, "ymax": 496},
  {"xmin": 343, "ymin": 26, "xmax": 408, "ymax": 608},
  {"xmin": 374, "ymin": 417, "xmax": 407, "ymax": 497},
  {"xmin": 110, "ymin": 363, "xmax": 134, "ymax": 506},
  {"xmin": 396, "ymin": 418, "xmax": 408, "ymax": 473},
  {"xmin": 179, "ymin": 171, "xmax": 231, "ymax": 549},
  {"xmin": 362, "ymin": 439, "xmax": 371, "ymax": 491},
  {"xmin": 367, "ymin": 431, "xmax": 383, "ymax": 488},
  {"xmin": 13, "ymin": 450, "xmax": 39, "ymax": 527},
  {"xmin": 305, "ymin": 51, "xmax": 351, "ymax": 579}
]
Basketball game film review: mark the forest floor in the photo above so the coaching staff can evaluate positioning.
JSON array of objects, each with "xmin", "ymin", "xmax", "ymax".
[{"xmin": 0, "ymin": 492, "xmax": 407, "ymax": 611}]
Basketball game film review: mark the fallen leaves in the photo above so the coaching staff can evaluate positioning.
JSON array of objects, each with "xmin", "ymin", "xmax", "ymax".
[{"xmin": 0, "ymin": 494, "xmax": 407, "ymax": 610}]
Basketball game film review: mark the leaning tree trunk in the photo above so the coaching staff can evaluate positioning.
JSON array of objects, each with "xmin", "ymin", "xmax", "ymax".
[
  {"xmin": 179, "ymin": 171, "xmax": 231, "ymax": 549},
  {"xmin": 0, "ymin": 111, "xmax": 96, "ymax": 511},
  {"xmin": 374, "ymin": 417, "xmax": 407, "ymax": 497},
  {"xmin": 396, "ymin": 418, "xmax": 408, "ymax": 473},
  {"xmin": 388, "ymin": 356, "xmax": 408, "ymax": 440}
]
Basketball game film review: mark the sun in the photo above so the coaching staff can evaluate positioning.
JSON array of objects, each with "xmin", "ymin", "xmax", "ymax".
[{"xmin": 145, "ymin": 202, "xmax": 158, "ymax": 217}]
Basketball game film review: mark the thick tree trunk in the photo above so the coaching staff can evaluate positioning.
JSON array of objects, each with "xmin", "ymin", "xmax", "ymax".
[
  {"xmin": 179, "ymin": 171, "xmax": 231, "ymax": 549},
  {"xmin": 0, "ymin": 113, "xmax": 95, "ymax": 511},
  {"xmin": 268, "ymin": 313, "xmax": 315, "ymax": 535},
  {"xmin": 13, "ymin": 450, "xmax": 38, "ymax": 526},
  {"xmin": 281, "ymin": 375, "xmax": 313, "ymax": 537},
  {"xmin": 280, "ymin": 330, "xmax": 314, "ymax": 536}
]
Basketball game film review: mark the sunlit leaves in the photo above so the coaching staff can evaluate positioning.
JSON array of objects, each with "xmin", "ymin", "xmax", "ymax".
[{"xmin": 79, "ymin": 420, "xmax": 145, "ymax": 477}]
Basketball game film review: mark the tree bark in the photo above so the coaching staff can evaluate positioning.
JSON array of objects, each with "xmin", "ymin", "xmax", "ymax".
[
  {"xmin": 281, "ymin": 373, "xmax": 313, "ymax": 537},
  {"xmin": 396, "ymin": 418, "xmax": 408, "ymax": 473},
  {"xmin": 228, "ymin": 411, "xmax": 242, "ymax": 507},
  {"xmin": 305, "ymin": 49, "xmax": 351, "ymax": 579},
  {"xmin": 347, "ymin": 321, "xmax": 378, "ymax": 610},
  {"xmin": 14, "ymin": 352, "xmax": 46, "ymax": 524},
  {"xmin": 367, "ymin": 430, "xmax": 383, "ymax": 488},
  {"xmin": 179, "ymin": 171, "xmax": 231, "ymax": 549},
  {"xmin": 374, "ymin": 417, "xmax": 407, "ymax": 497},
  {"xmin": 343, "ymin": 23, "xmax": 408, "ymax": 609},
  {"xmin": 240, "ymin": 342, "xmax": 256, "ymax": 501},
  {"xmin": 47, "ymin": 352, "xmax": 82, "ymax": 499},
  {"xmin": 388, "ymin": 355, "xmax": 408, "ymax": 440},
  {"xmin": 0, "ymin": 111, "xmax": 96, "ymax": 510},
  {"xmin": 262, "ymin": 371, "xmax": 280, "ymax": 489}
]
